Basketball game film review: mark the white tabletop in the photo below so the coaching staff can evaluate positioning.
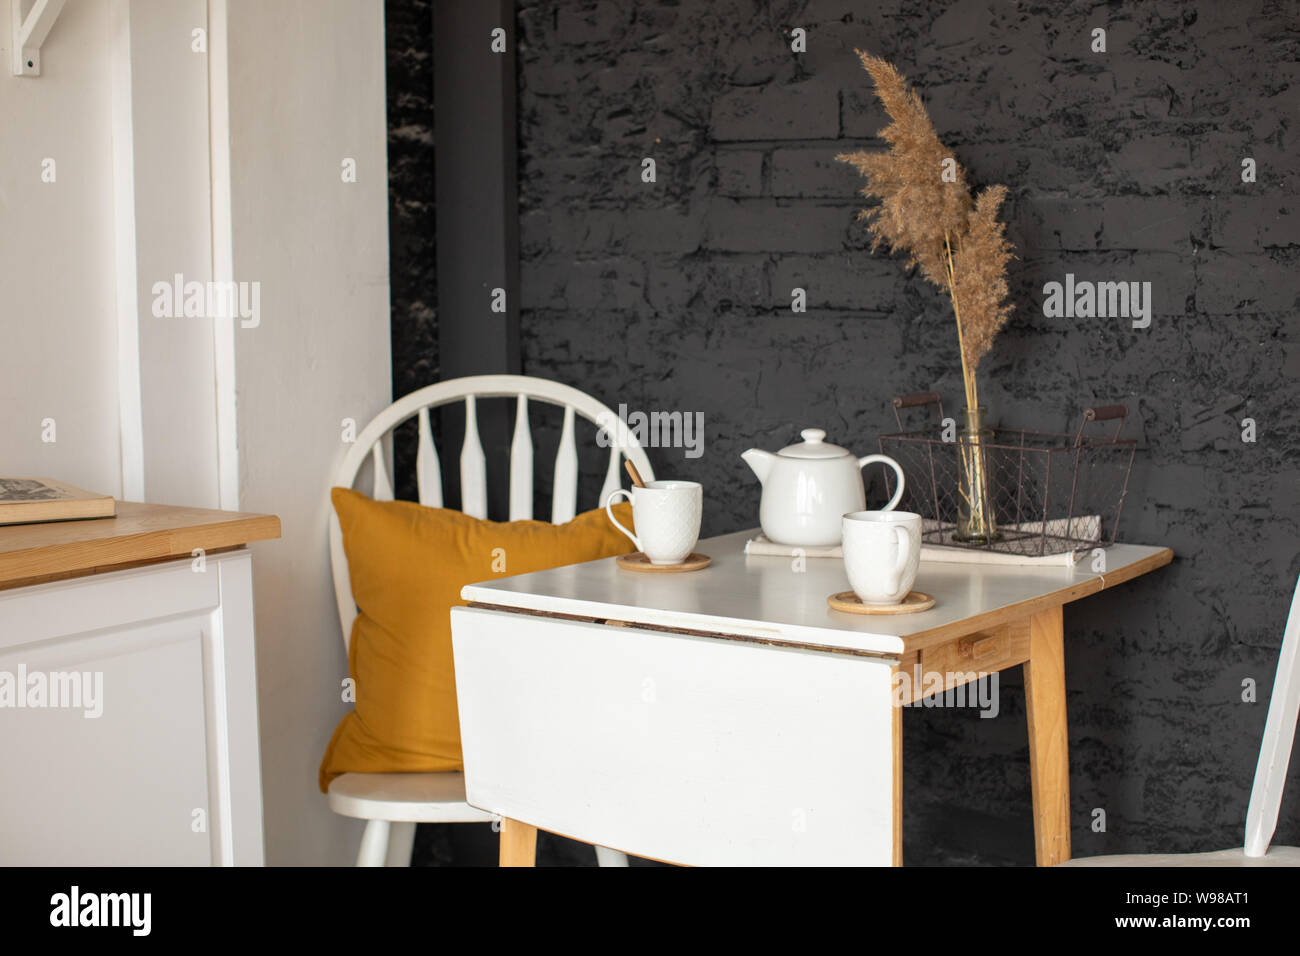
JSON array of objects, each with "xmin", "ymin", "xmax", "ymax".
[{"xmin": 461, "ymin": 530, "xmax": 1173, "ymax": 657}]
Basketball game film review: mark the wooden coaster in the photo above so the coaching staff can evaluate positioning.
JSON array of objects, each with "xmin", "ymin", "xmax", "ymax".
[
  {"xmin": 827, "ymin": 590, "xmax": 936, "ymax": 615},
  {"xmin": 616, "ymin": 552, "xmax": 711, "ymax": 573}
]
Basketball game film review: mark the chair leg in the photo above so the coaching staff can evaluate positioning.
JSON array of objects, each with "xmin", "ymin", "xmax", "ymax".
[
  {"xmin": 356, "ymin": 819, "xmax": 391, "ymax": 867},
  {"xmin": 385, "ymin": 821, "xmax": 417, "ymax": 866},
  {"xmin": 595, "ymin": 845, "xmax": 629, "ymax": 867}
]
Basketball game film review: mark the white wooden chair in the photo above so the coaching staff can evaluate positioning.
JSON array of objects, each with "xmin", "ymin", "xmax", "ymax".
[
  {"xmin": 327, "ymin": 374, "xmax": 655, "ymax": 866},
  {"xmin": 1063, "ymin": 573, "xmax": 1300, "ymax": 866}
]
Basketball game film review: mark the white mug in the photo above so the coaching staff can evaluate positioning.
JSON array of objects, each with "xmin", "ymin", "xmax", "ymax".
[
  {"xmin": 842, "ymin": 510, "xmax": 922, "ymax": 605},
  {"xmin": 605, "ymin": 480, "xmax": 702, "ymax": 565}
]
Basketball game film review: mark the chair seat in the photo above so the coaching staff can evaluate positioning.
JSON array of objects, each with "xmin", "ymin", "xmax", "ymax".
[
  {"xmin": 327, "ymin": 771, "xmax": 496, "ymax": 823},
  {"xmin": 1061, "ymin": 845, "xmax": 1300, "ymax": 867}
]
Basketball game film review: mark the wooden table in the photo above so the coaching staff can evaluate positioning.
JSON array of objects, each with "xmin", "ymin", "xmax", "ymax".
[
  {"xmin": 451, "ymin": 530, "xmax": 1172, "ymax": 867},
  {"xmin": 0, "ymin": 502, "xmax": 280, "ymax": 865}
]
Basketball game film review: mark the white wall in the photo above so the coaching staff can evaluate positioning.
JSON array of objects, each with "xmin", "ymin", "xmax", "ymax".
[
  {"xmin": 0, "ymin": 0, "xmax": 121, "ymax": 496},
  {"xmin": 2, "ymin": 0, "xmax": 392, "ymax": 865},
  {"xmin": 128, "ymin": 0, "xmax": 221, "ymax": 508},
  {"xmin": 1, "ymin": 0, "xmax": 219, "ymax": 505},
  {"xmin": 223, "ymin": 0, "xmax": 392, "ymax": 865}
]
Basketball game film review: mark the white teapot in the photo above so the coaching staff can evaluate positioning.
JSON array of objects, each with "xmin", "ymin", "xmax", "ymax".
[{"xmin": 742, "ymin": 428, "xmax": 905, "ymax": 547}]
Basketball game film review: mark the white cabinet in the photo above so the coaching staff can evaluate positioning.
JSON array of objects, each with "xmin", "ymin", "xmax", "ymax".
[{"xmin": 0, "ymin": 550, "xmax": 265, "ymax": 865}]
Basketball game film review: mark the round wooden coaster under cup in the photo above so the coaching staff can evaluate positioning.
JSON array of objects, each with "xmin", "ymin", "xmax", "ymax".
[
  {"xmin": 616, "ymin": 552, "xmax": 711, "ymax": 573},
  {"xmin": 827, "ymin": 590, "xmax": 936, "ymax": 614}
]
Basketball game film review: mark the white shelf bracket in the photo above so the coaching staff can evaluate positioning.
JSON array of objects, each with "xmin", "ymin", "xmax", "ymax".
[{"xmin": 11, "ymin": 0, "xmax": 67, "ymax": 76}]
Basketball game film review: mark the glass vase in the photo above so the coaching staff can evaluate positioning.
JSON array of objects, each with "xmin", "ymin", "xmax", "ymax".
[{"xmin": 954, "ymin": 405, "xmax": 999, "ymax": 543}]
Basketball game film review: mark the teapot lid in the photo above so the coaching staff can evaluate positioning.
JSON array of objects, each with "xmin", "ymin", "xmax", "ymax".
[{"xmin": 777, "ymin": 428, "xmax": 853, "ymax": 460}]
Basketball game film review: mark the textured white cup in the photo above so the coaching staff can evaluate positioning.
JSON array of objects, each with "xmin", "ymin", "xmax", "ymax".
[
  {"xmin": 842, "ymin": 510, "xmax": 922, "ymax": 605},
  {"xmin": 605, "ymin": 480, "xmax": 702, "ymax": 565}
]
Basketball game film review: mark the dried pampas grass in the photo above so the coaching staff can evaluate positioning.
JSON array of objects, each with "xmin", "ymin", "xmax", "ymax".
[{"xmin": 837, "ymin": 52, "xmax": 1014, "ymax": 412}]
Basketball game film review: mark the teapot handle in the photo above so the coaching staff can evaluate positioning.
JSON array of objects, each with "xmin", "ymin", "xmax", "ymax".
[{"xmin": 857, "ymin": 454, "xmax": 906, "ymax": 511}]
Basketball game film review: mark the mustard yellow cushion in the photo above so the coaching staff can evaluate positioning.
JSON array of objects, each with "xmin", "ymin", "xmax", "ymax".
[{"xmin": 320, "ymin": 487, "xmax": 634, "ymax": 791}]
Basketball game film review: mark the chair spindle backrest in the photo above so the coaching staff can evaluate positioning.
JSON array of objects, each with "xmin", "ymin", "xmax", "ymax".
[
  {"xmin": 1244, "ymin": 573, "xmax": 1300, "ymax": 857},
  {"xmin": 328, "ymin": 375, "xmax": 655, "ymax": 651}
]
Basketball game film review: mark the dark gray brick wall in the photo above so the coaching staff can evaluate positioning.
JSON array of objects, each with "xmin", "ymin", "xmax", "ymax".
[
  {"xmin": 509, "ymin": 0, "xmax": 1300, "ymax": 864},
  {"xmin": 387, "ymin": 0, "xmax": 437, "ymax": 399},
  {"xmin": 386, "ymin": 0, "xmax": 438, "ymax": 509}
]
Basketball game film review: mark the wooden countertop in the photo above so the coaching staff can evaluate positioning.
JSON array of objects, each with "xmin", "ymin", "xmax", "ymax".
[{"xmin": 0, "ymin": 501, "xmax": 281, "ymax": 589}]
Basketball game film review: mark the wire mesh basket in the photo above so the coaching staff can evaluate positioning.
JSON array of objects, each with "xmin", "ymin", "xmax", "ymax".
[{"xmin": 877, "ymin": 392, "xmax": 1137, "ymax": 558}]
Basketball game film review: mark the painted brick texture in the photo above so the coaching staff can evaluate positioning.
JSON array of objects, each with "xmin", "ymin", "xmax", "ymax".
[{"xmin": 510, "ymin": 0, "xmax": 1300, "ymax": 864}]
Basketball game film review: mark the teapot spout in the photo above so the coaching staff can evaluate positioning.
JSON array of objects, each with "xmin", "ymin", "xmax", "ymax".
[{"xmin": 741, "ymin": 448, "xmax": 777, "ymax": 485}]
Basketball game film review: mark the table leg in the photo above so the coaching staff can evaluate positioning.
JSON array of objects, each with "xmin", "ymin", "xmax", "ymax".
[
  {"xmin": 1024, "ymin": 605, "xmax": 1070, "ymax": 866},
  {"xmin": 498, "ymin": 817, "xmax": 537, "ymax": 867}
]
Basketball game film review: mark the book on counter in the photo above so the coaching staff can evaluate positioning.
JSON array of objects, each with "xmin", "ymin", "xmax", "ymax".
[{"xmin": 0, "ymin": 478, "xmax": 116, "ymax": 525}]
